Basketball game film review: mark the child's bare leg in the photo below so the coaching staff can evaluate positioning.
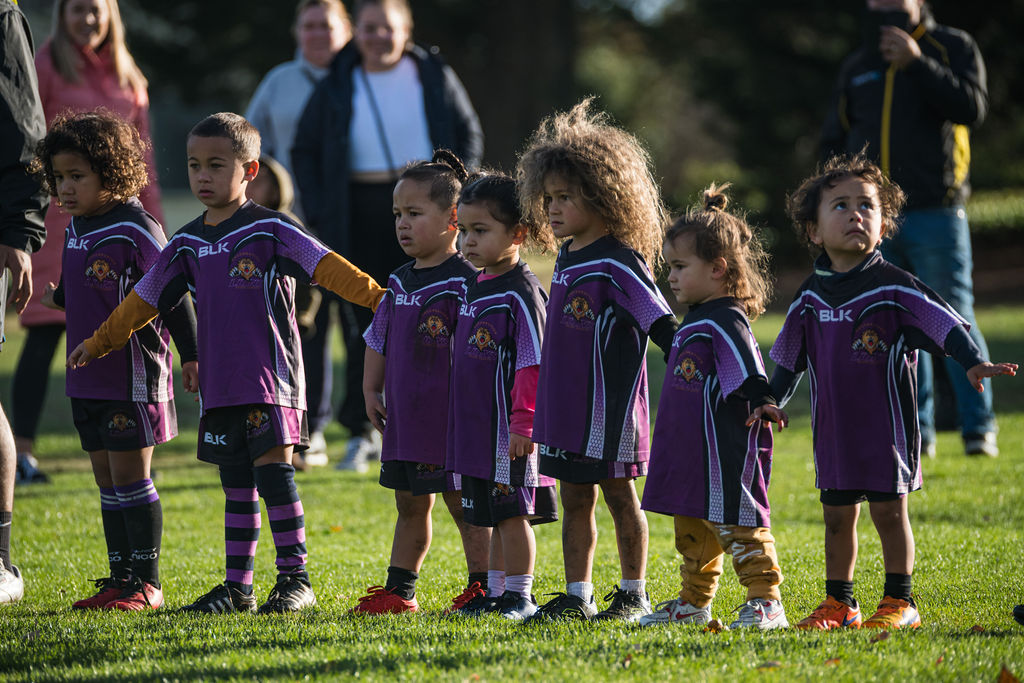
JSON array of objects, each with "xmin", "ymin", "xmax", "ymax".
[
  {"xmin": 442, "ymin": 489, "xmax": 490, "ymax": 575},
  {"xmin": 599, "ymin": 477, "xmax": 648, "ymax": 580},
  {"xmin": 107, "ymin": 447, "xmax": 153, "ymax": 486},
  {"xmin": 822, "ymin": 503, "xmax": 859, "ymax": 580},
  {"xmin": 390, "ymin": 490, "xmax": 434, "ymax": 571},
  {"xmin": 89, "ymin": 450, "xmax": 113, "ymax": 488},
  {"xmin": 560, "ymin": 481, "xmax": 598, "ymax": 583},
  {"xmin": 497, "ymin": 516, "xmax": 535, "ymax": 577},
  {"xmin": 868, "ymin": 497, "xmax": 914, "ymax": 575}
]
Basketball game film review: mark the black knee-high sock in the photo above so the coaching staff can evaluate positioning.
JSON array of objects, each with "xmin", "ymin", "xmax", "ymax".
[
  {"xmin": 115, "ymin": 479, "xmax": 162, "ymax": 587},
  {"xmin": 0, "ymin": 510, "xmax": 13, "ymax": 572},
  {"xmin": 99, "ymin": 487, "xmax": 131, "ymax": 580},
  {"xmin": 220, "ymin": 465, "xmax": 260, "ymax": 594},
  {"xmin": 253, "ymin": 463, "xmax": 307, "ymax": 582}
]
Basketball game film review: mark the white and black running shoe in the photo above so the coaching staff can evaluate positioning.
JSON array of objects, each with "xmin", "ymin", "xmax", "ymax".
[
  {"xmin": 257, "ymin": 574, "xmax": 316, "ymax": 614},
  {"xmin": 179, "ymin": 583, "xmax": 256, "ymax": 614}
]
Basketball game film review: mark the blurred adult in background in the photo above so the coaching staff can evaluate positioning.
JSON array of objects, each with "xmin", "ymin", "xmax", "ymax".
[
  {"xmin": 246, "ymin": 0, "xmax": 351, "ymax": 467},
  {"xmin": 1, "ymin": 0, "xmax": 49, "ymax": 603},
  {"xmin": 293, "ymin": 0, "xmax": 483, "ymax": 472},
  {"xmin": 10, "ymin": 0, "xmax": 164, "ymax": 483},
  {"xmin": 821, "ymin": 0, "xmax": 997, "ymax": 457}
]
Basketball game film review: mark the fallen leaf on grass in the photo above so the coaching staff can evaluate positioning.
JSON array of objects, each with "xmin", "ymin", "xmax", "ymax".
[
  {"xmin": 329, "ymin": 525, "xmax": 343, "ymax": 533},
  {"xmin": 704, "ymin": 619, "xmax": 728, "ymax": 633},
  {"xmin": 757, "ymin": 661, "xmax": 783, "ymax": 669},
  {"xmin": 622, "ymin": 654, "xmax": 632, "ymax": 669},
  {"xmin": 998, "ymin": 664, "xmax": 1020, "ymax": 683},
  {"xmin": 824, "ymin": 658, "xmax": 841, "ymax": 667},
  {"xmin": 869, "ymin": 630, "xmax": 890, "ymax": 644},
  {"xmin": 969, "ymin": 624, "xmax": 985, "ymax": 633},
  {"xmin": 935, "ymin": 655, "xmax": 944, "ymax": 665}
]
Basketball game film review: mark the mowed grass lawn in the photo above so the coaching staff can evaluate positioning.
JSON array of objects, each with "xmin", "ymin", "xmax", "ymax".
[{"xmin": 0, "ymin": 302, "xmax": 1022, "ymax": 682}]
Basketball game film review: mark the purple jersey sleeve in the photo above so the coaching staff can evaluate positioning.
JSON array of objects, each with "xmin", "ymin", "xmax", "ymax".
[
  {"xmin": 606, "ymin": 256, "xmax": 673, "ymax": 333},
  {"xmin": 133, "ymin": 233, "xmax": 189, "ymax": 311},
  {"xmin": 769, "ymin": 294, "xmax": 809, "ymax": 373},
  {"xmin": 711, "ymin": 308, "xmax": 768, "ymax": 398},
  {"xmin": 363, "ymin": 285, "xmax": 395, "ymax": 355}
]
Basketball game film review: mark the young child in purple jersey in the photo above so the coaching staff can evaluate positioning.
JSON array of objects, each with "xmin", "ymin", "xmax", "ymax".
[
  {"xmin": 67, "ymin": 113, "xmax": 386, "ymax": 615},
  {"xmin": 515, "ymin": 99, "xmax": 679, "ymax": 622},
  {"xmin": 757, "ymin": 154, "xmax": 1017, "ymax": 631},
  {"xmin": 350, "ymin": 151, "xmax": 491, "ymax": 616},
  {"xmin": 639, "ymin": 185, "xmax": 789, "ymax": 631},
  {"xmin": 29, "ymin": 110, "xmax": 199, "ymax": 611},
  {"xmin": 447, "ymin": 172, "xmax": 559, "ymax": 621}
]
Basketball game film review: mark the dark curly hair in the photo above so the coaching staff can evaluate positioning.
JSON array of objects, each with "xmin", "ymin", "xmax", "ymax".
[
  {"xmin": 30, "ymin": 108, "xmax": 149, "ymax": 200},
  {"xmin": 666, "ymin": 183, "xmax": 772, "ymax": 320},
  {"xmin": 787, "ymin": 152, "xmax": 906, "ymax": 254},
  {"xmin": 458, "ymin": 172, "xmax": 556, "ymax": 253}
]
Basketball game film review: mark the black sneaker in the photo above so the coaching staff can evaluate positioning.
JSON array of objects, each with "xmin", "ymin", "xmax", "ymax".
[
  {"xmin": 257, "ymin": 573, "xmax": 316, "ymax": 614},
  {"xmin": 594, "ymin": 585, "xmax": 652, "ymax": 622},
  {"xmin": 522, "ymin": 592, "xmax": 597, "ymax": 623},
  {"xmin": 497, "ymin": 591, "xmax": 538, "ymax": 621},
  {"xmin": 180, "ymin": 583, "xmax": 256, "ymax": 614},
  {"xmin": 451, "ymin": 592, "xmax": 500, "ymax": 617},
  {"xmin": 1014, "ymin": 604, "xmax": 1024, "ymax": 627}
]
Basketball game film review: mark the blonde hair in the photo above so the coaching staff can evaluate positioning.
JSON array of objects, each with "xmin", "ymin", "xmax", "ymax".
[
  {"xmin": 666, "ymin": 183, "xmax": 772, "ymax": 320},
  {"xmin": 516, "ymin": 98, "xmax": 668, "ymax": 268},
  {"xmin": 49, "ymin": 0, "xmax": 147, "ymax": 94}
]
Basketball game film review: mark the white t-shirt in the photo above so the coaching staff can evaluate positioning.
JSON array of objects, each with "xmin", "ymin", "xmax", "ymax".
[{"xmin": 349, "ymin": 56, "xmax": 434, "ymax": 173}]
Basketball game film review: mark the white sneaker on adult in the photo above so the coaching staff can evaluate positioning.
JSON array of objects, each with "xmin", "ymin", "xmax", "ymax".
[
  {"xmin": 729, "ymin": 598, "xmax": 789, "ymax": 630},
  {"xmin": 303, "ymin": 431, "xmax": 329, "ymax": 467},
  {"xmin": 0, "ymin": 565, "xmax": 25, "ymax": 604},
  {"xmin": 638, "ymin": 598, "xmax": 711, "ymax": 626},
  {"xmin": 336, "ymin": 433, "xmax": 380, "ymax": 473}
]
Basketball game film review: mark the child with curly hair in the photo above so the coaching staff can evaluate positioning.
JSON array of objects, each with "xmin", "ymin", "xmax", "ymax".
[
  {"xmin": 516, "ymin": 99, "xmax": 678, "ymax": 622},
  {"xmin": 640, "ymin": 185, "xmax": 788, "ymax": 630},
  {"xmin": 30, "ymin": 109, "xmax": 198, "ymax": 611},
  {"xmin": 764, "ymin": 153, "xmax": 1016, "ymax": 630}
]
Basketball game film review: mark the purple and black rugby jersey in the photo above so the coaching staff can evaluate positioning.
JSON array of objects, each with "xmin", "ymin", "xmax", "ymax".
[
  {"xmin": 133, "ymin": 200, "xmax": 329, "ymax": 412},
  {"xmin": 770, "ymin": 251, "xmax": 969, "ymax": 493},
  {"xmin": 448, "ymin": 262, "xmax": 552, "ymax": 487},
  {"xmin": 63, "ymin": 198, "xmax": 173, "ymax": 402},
  {"xmin": 363, "ymin": 253, "xmax": 476, "ymax": 465},
  {"xmin": 533, "ymin": 235, "xmax": 672, "ymax": 464},
  {"xmin": 644, "ymin": 298, "xmax": 774, "ymax": 527}
]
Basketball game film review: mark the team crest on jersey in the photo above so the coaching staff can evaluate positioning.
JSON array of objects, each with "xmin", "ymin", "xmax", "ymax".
[
  {"xmin": 85, "ymin": 255, "xmax": 119, "ymax": 290},
  {"xmin": 561, "ymin": 290, "xmax": 597, "ymax": 330},
  {"xmin": 492, "ymin": 483, "xmax": 517, "ymax": 498},
  {"xmin": 851, "ymin": 325, "xmax": 889, "ymax": 362},
  {"xmin": 228, "ymin": 253, "xmax": 263, "ymax": 288},
  {"xmin": 416, "ymin": 309, "xmax": 452, "ymax": 346},
  {"xmin": 466, "ymin": 322, "xmax": 499, "ymax": 357},
  {"xmin": 245, "ymin": 409, "xmax": 271, "ymax": 437},
  {"xmin": 671, "ymin": 352, "xmax": 705, "ymax": 390},
  {"xmin": 107, "ymin": 412, "xmax": 137, "ymax": 434}
]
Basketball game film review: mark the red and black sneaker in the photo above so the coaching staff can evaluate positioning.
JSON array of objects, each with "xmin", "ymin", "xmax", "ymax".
[
  {"xmin": 351, "ymin": 585, "xmax": 418, "ymax": 614},
  {"xmin": 108, "ymin": 577, "xmax": 164, "ymax": 611},
  {"xmin": 443, "ymin": 581, "xmax": 486, "ymax": 615},
  {"xmin": 72, "ymin": 577, "xmax": 129, "ymax": 610}
]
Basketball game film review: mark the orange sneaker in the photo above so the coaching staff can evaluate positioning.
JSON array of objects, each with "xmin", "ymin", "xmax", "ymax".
[
  {"xmin": 862, "ymin": 597, "xmax": 921, "ymax": 629},
  {"xmin": 796, "ymin": 596, "xmax": 862, "ymax": 630},
  {"xmin": 351, "ymin": 585, "xmax": 418, "ymax": 614},
  {"xmin": 443, "ymin": 581, "xmax": 486, "ymax": 615}
]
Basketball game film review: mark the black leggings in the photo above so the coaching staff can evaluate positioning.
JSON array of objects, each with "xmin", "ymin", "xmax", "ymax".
[{"xmin": 11, "ymin": 324, "xmax": 64, "ymax": 441}]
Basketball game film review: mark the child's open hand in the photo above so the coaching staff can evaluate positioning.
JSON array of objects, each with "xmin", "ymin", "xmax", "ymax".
[
  {"xmin": 182, "ymin": 361, "xmax": 199, "ymax": 393},
  {"xmin": 509, "ymin": 432, "xmax": 534, "ymax": 459},
  {"xmin": 365, "ymin": 391, "xmax": 386, "ymax": 435},
  {"xmin": 67, "ymin": 342, "xmax": 94, "ymax": 369},
  {"xmin": 746, "ymin": 404, "xmax": 788, "ymax": 430},
  {"xmin": 966, "ymin": 362, "xmax": 1017, "ymax": 392},
  {"xmin": 40, "ymin": 282, "xmax": 62, "ymax": 311}
]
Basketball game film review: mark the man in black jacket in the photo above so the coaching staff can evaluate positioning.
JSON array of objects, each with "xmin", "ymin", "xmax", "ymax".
[
  {"xmin": 822, "ymin": 0, "xmax": 997, "ymax": 457},
  {"xmin": 0, "ymin": 0, "xmax": 49, "ymax": 603}
]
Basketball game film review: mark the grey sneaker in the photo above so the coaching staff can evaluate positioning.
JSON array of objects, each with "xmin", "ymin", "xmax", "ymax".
[
  {"xmin": 180, "ymin": 583, "xmax": 256, "ymax": 614},
  {"xmin": 336, "ymin": 433, "xmax": 381, "ymax": 472},
  {"xmin": 303, "ymin": 431, "xmax": 329, "ymax": 467},
  {"xmin": 638, "ymin": 598, "xmax": 711, "ymax": 626},
  {"xmin": 258, "ymin": 573, "xmax": 316, "ymax": 614},
  {"xmin": 964, "ymin": 432, "xmax": 998, "ymax": 457},
  {"xmin": 0, "ymin": 565, "xmax": 24, "ymax": 604},
  {"xmin": 729, "ymin": 598, "xmax": 789, "ymax": 630},
  {"xmin": 523, "ymin": 592, "xmax": 597, "ymax": 623},
  {"xmin": 594, "ymin": 585, "xmax": 652, "ymax": 622},
  {"xmin": 15, "ymin": 453, "xmax": 48, "ymax": 485},
  {"xmin": 497, "ymin": 591, "xmax": 538, "ymax": 621}
]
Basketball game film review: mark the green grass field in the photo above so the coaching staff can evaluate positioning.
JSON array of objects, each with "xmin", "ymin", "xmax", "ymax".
[{"xmin": 0, "ymin": 303, "xmax": 1022, "ymax": 682}]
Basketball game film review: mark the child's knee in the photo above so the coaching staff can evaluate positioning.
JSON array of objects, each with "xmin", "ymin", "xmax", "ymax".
[
  {"xmin": 395, "ymin": 491, "xmax": 432, "ymax": 517},
  {"xmin": 822, "ymin": 504, "xmax": 856, "ymax": 536}
]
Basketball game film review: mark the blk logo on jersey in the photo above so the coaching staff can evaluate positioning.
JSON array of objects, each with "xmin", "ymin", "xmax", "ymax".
[
  {"xmin": 245, "ymin": 409, "xmax": 271, "ymax": 437},
  {"xmin": 85, "ymin": 255, "xmax": 119, "ymax": 289},
  {"xmin": 561, "ymin": 290, "xmax": 597, "ymax": 329},
  {"xmin": 204, "ymin": 432, "xmax": 228, "ymax": 446},
  {"xmin": 228, "ymin": 254, "xmax": 263, "ymax": 288},
  {"xmin": 107, "ymin": 412, "xmax": 137, "ymax": 434},
  {"xmin": 818, "ymin": 308, "xmax": 854, "ymax": 323},
  {"xmin": 467, "ymin": 322, "xmax": 499, "ymax": 356},
  {"xmin": 851, "ymin": 325, "xmax": 889, "ymax": 362}
]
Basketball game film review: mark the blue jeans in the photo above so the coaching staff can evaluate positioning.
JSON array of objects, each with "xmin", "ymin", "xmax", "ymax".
[{"xmin": 881, "ymin": 206, "xmax": 996, "ymax": 443}]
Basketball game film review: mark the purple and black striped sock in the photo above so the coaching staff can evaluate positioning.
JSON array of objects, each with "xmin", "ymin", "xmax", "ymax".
[
  {"xmin": 100, "ymin": 486, "xmax": 131, "ymax": 580},
  {"xmin": 114, "ymin": 478, "xmax": 162, "ymax": 587},
  {"xmin": 219, "ymin": 466, "xmax": 260, "ymax": 595},
  {"xmin": 253, "ymin": 463, "xmax": 308, "ymax": 582}
]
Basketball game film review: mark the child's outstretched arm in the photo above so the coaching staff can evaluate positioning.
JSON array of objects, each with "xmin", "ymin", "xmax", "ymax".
[
  {"xmin": 313, "ymin": 252, "xmax": 386, "ymax": 312},
  {"xmin": 938, "ymin": 324, "xmax": 1018, "ymax": 392},
  {"xmin": 67, "ymin": 289, "xmax": 159, "ymax": 368},
  {"xmin": 966, "ymin": 362, "xmax": 1017, "ymax": 392},
  {"xmin": 363, "ymin": 346, "xmax": 386, "ymax": 435}
]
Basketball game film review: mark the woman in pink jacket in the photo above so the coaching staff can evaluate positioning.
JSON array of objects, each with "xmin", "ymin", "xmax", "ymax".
[{"xmin": 12, "ymin": 0, "xmax": 163, "ymax": 483}]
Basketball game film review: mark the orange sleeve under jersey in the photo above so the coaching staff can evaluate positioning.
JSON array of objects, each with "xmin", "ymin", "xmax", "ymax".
[
  {"xmin": 83, "ymin": 289, "xmax": 160, "ymax": 359},
  {"xmin": 313, "ymin": 251, "xmax": 386, "ymax": 312}
]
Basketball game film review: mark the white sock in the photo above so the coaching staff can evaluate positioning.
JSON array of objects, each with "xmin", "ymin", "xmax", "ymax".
[
  {"xmin": 567, "ymin": 581, "xmax": 593, "ymax": 602},
  {"xmin": 487, "ymin": 570, "xmax": 505, "ymax": 596},
  {"xmin": 505, "ymin": 574, "xmax": 533, "ymax": 597},
  {"xmin": 620, "ymin": 578, "xmax": 646, "ymax": 595}
]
